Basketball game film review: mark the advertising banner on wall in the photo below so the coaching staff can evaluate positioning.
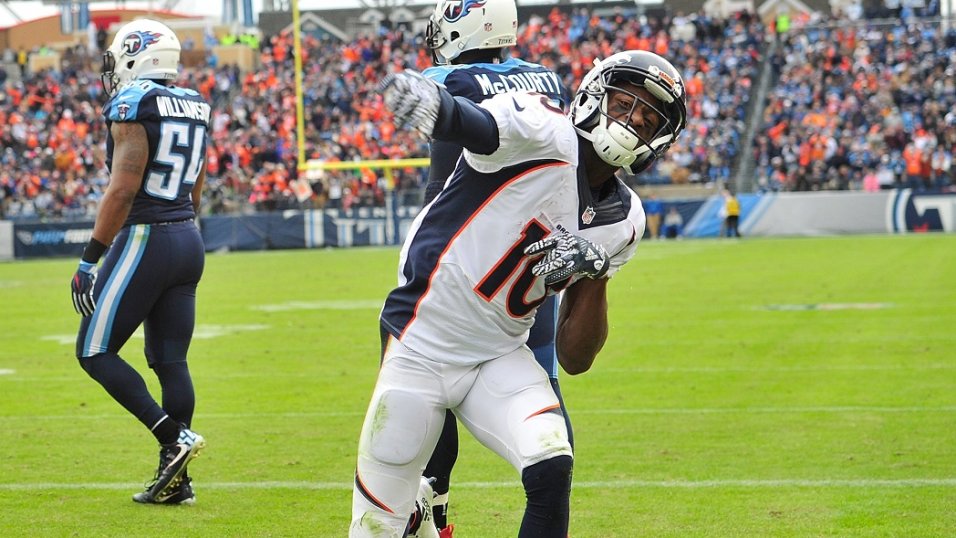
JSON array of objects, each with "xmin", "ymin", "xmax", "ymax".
[
  {"xmin": 12, "ymin": 221, "xmax": 94, "ymax": 258},
  {"xmin": 888, "ymin": 190, "xmax": 956, "ymax": 233}
]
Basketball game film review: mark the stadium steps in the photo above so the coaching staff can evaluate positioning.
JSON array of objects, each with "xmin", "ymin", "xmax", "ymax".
[{"xmin": 732, "ymin": 35, "xmax": 780, "ymax": 194}]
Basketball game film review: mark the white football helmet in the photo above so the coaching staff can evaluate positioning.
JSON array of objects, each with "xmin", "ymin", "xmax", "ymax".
[
  {"xmin": 571, "ymin": 50, "xmax": 687, "ymax": 174},
  {"xmin": 101, "ymin": 19, "xmax": 181, "ymax": 96},
  {"xmin": 425, "ymin": 0, "xmax": 518, "ymax": 65}
]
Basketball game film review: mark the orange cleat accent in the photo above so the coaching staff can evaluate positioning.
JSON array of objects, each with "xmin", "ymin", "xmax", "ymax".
[{"xmin": 438, "ymin": 524, "xmax": 455, "ymax": 538}]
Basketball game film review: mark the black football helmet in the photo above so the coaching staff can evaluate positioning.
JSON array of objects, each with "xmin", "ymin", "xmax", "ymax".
[{"xmin": 570, "ymin": 50, "xmax": 687, "ymax": 174}]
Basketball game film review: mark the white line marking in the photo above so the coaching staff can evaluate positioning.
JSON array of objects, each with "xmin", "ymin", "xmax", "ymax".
[
  {"xmin": 1, "ymin": 479, "xmax": 954, "ymax": 492},
  {"xmin": 601, "ymin": 364, "xmax": 956, "ymax": 373},
  {"xmin": 585, "ymin": 406, "xmax": 956, "ymax": 414},
  {"xmin": 252, "ymin": 300, "xmax": 381, "ymax": 312},
  {"xmin": 759, "ymin": 303, "xmax": 893, "ymax": 311},
  {"xmin": 41, "ymin": 324, "xmax": 271, "ymax": 345},
  {"xmin": 3, "ymin": 406, "xmax": 956, "ymax": 422},
  {"xmin": 0, "ymin": 369, "xmax": 14, "ymax": 375},
  {"xmin": 6, "ymin": 364, "xmax": 953, "ymax": 383}
]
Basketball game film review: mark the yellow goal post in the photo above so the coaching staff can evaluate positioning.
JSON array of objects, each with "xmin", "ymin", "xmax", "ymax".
[
  {"xmin": 290, "ymin": 0, "xmax": 431, "ymax": 187},
  {"xmin": 290, "ymin": 0, "xmax": 430, "ymax": 191},
  {"xmin": 299, "ymin": 158, "xmax": 431, "ymax": 190},
  {"xmin": 299, "ymin": 157, "xmax": 431, "ymax": 190},
  {"xmin": 299, "ymin": 158, "xmax": 432, "ymax": 247}
]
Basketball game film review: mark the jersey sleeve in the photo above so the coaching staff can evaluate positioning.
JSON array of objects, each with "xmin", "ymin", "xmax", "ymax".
[
  {"xmin": 423, "ymin": 66, "xmax": 484, "ymax": 102},
  {"xmin": 464, "ymin": 92, "xmax": 576, "ymax": 173},
  {"xmin": 104, "ymin": 81, "xmax": 158, "ymax": 123},
  {"xmin": 604, "ymin": 198, "xmax": 646, "ymax": 279},
  {"xmin": 422, "ymin": 66, "xmax": 450, "ymax": 86}
]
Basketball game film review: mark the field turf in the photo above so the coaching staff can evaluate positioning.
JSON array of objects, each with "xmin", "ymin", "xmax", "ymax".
[{"xmin": 1, "ymin": 233, "xmax": 954, "ymax": 537}]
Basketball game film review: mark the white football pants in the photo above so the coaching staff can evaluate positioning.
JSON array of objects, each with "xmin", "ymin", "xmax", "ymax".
[{"xmin": 349, "ymin": 335, "xmax": 572, "ymax": 537}]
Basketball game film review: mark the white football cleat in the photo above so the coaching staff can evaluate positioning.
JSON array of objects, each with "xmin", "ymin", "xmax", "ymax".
[{"xmin": 410, "ymin": 477, "xmax": 440, "ymax": 538}]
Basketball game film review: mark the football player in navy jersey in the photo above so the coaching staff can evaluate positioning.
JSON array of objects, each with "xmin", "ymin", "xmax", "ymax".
[
  {"xmin": 351, "ymin": 50, "xmax": 687, "ymax": 538},
  {"xmin": 70, "ymin": 18, "xmax": 208, "ymax": 505},
  {"xmin": 413, "ymin": 3, "xmax": 570, "ymax": 534}
]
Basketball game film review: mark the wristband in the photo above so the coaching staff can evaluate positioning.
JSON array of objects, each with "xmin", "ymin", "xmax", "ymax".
[{"xmin": 81, "ymin": 238, "xmax": 109, "ymax": 264}]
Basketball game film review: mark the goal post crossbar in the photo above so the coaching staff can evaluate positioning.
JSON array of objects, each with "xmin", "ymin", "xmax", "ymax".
[{"xmin": 301, "ymin": 158, "xmax": 431, "ymax": 189}]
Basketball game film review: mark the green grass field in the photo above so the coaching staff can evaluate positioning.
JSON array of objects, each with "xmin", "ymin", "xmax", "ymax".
[{"xmin": 1, "ymin": 234, "xmax": 954, "ymax": 537}]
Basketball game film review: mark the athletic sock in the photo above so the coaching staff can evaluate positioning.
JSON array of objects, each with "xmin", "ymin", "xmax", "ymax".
[
  {"xmin": 432, "ymin": 492, "xmax": 449, "ymax": 529},
  {"xmin": 150, "ymin": 415, "xmax": 182, "ymax": 445}
]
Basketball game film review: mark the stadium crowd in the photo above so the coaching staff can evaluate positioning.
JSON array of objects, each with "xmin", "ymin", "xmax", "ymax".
[
  {"xmin": 1, "ymin": 7, "xmax": 952, "ymax": 220},
  {"xmin": 754, "ymin": 19, "xmax": 956, "ymax": 192}
]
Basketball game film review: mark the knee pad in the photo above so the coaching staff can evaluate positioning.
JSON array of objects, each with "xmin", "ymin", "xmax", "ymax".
[
  {"xmin": 365, "ymin": 389, "xmax": 430, "ymax": 466},
  {"xmin": 349, "ymin": 511, "xmax": 407, "ymax": 538},
  {"xmin": 515, "ymin": 409, "xmax": 572, "ymax": 466}
]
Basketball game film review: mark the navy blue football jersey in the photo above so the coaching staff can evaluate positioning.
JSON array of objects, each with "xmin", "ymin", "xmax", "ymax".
[
  {"xmin": 103, "ymin": 80, "xmax": 209, "ymax": 226},
  {"xmin": 422, "ymin": 57, "xmax": 569, "ymax": 192}
]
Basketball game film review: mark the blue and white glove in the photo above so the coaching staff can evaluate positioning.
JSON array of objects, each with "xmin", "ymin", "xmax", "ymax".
[
  {"xmin": 71, "ymin": 261, "xmax": 97, "ymax": 317},
  {"xmin": 525, "ymin": 232, "xmax": 609, "ymax": 286},
  {"xmin": 378, "ymin": 70, "xmax": 441, "ymax": 139}
]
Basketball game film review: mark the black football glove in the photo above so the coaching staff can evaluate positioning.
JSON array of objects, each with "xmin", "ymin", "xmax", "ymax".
[
  {"xmin": 525, "ymin": 232, "xmax": 609, "ymax": 286},
  {"xmin": 71, "ymin": 261, "xmax": 97, "ymax": 317},
  {"xmin": 378, "ymin": 70, "xmax": 441, "ymax": 139}
]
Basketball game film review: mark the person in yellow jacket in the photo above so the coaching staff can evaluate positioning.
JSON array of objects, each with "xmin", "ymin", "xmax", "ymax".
[{"xmin": 723, "ymin": 189, "xmax": 741, "ymax": 237}]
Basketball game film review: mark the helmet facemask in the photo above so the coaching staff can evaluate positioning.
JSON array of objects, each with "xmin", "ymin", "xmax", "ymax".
[{"xmin": 100, "ymin": 49, "xmax": 119, "ymax": 96}]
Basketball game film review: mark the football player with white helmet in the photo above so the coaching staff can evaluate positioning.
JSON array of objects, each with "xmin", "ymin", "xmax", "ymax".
[
  {"xmin": 416, "ymin": 2, "xmax": 569, "ymax": 535},
  {"xmin": 351, "ymin": 50, "xmax": 686, "ymax": 537},
  {"xmin": 72, "ymin": 18, "xmax": 208, "ymax": 505}
]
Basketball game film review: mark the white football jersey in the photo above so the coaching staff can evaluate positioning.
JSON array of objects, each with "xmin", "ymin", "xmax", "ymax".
[{"xmin": 380, "ymin": 91, "xmax": 646, "ymax": 365}]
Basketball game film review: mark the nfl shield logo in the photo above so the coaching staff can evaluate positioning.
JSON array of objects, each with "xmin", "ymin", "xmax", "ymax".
[
  {"xmin": 484, "ymin": 22, "xmax": 492, "ymax": 31},
  {"xmin": 117, "ymin": 103, "xmax": 131, "ymax": 120},
  {"xmin": 582, "ymin": 206, "xmax": 596, "ymax": 224}
]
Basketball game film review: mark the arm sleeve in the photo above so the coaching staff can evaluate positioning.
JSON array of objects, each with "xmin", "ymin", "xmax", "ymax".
[
  {"xmin": 424, "ymin": 139, "xmax": 463, "ymax": 206},
  {"xmin": 431, "ymin": 89, "xmax": 500, "ymax": 155}
]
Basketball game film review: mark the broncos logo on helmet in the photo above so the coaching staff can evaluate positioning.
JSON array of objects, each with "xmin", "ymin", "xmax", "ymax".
[
  {"xmin": 122, "ymin": 31, "xmax": 163, "ymax": 56},
  {"xmin": 443, "ymin": 0, "xmax": 486, "ymax": 23},
  {"xmin": 570, "ymin": 50, "xmax": 688, "ymax": 174}
]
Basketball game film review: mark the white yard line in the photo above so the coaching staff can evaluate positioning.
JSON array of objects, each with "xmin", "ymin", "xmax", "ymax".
[
  {"xmin": 4, "ymin": 363, "xmax": 954, "ymax": 383},
  {"xmin": 2, "ymin": 406, "xmax": 956, "ymax": 422},
  {"xmin": 601, "ymin": 364, "xmax": 956, "ymax": 373},
  {"xmin": 1, "ymin": 478, "xmax": 955, "ymax": 491}
]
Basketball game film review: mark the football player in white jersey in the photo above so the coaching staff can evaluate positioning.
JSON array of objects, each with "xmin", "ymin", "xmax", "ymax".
[
  {"xmin": 350, "ymin": 50, "xmax": 687, "ymax": 538},
  {"xmin": 418, "ymin": 2, "xmax": 569, "ymax": 535}
]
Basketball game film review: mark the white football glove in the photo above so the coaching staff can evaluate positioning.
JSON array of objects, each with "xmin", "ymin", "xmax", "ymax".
[
  {"xmin": 71, "ymin": 261, "xmax": 98, "ymax": 317},
  {"xmin": 525, "ymin": 232, "xmax": 609, "ymax": 286},
  {"xmin": 378, "ymin": 70, "xmax": 441, "ymax": 139}
]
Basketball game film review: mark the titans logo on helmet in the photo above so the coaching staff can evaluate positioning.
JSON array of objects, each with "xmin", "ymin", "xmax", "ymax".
[
  {"xmin": 443, "ymin": 0, "xmax": 486, "ymax": 23},
  {"xmin": 122, "ymin": 31, "xmax": 162, "ymax": 56}
]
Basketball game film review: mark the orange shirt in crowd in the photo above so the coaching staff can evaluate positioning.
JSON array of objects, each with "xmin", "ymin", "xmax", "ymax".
[{"xmin": 903, "ymin": 146, "xmax": 923, "ymax": 176}]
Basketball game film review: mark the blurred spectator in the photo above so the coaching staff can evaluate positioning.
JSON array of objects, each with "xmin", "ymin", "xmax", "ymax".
[
  {"xmin": 663, "ymin": 206, "xmax": 684, "ymax": 239},
  {"xmin": 644, "ymin": 193, "xmax": 663, "ymax": 239},
  {"xmin": 723, "ymin": 189, "xmax": 741, "ymax": 237}
]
